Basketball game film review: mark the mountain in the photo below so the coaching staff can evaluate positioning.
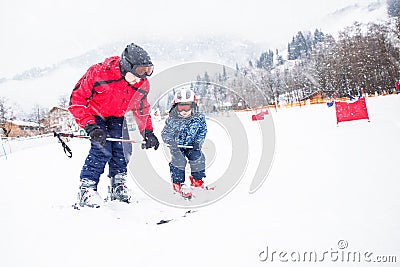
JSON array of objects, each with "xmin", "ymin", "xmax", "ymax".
[
  {"xmin": 0, "ymin": 0, "xmax": 389, "ymax": 114},
  {"xmin": 0, "ymin": 36, "xmax": 265, "ymax": 114},
  {"xmin": 4, "ymin": 36, "xmax": 263, "ymax": 82},
  {"xmin": 1, "ymin": 1, "xmax": 389, "ymax": 82},
  {"xmin": 319, "ymin": 0, "xmax": 387, "ymax": 37}
]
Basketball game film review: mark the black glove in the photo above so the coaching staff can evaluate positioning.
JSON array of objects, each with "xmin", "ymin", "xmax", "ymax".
[
  {"xmin": 142, "ymin": 129, "xmax": 159, "ymax": 150},
  {"xmin": 85, "ymin": 124, "xmax": 106, "ymax": 146}
]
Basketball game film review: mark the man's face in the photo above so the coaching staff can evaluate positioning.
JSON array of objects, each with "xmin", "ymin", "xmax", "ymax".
[{"xmin": 124, "ymin": 72, "xmax": 141, "ymax": 85}]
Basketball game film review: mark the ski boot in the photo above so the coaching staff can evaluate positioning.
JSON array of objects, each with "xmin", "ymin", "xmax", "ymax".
[
  {"xmin": 75, "ymin": 178, "xmax": 102, "ymax": 208},
  {"xmin": 172, "ymin": 183, "xmax": 192, "ymax": 199},
  {"xmin": 189, "ymin": 176, "xmax": 204, "ymax": 188},
  {"xmin": 189, "ymin": 176, "xmax": 215, "ymax": 190},
  {"xmin": 109, "ymin": 173, "xmax": 132, "ymax": 203}
]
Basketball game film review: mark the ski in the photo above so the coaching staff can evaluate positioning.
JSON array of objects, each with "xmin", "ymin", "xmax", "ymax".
[
  {"xmin": 189, "ymin": 176, "xmax": 216, "ymax": 191},
  {"xmin": 175, "ymin": 184, "xmax": 216, "ymax": 200},
  {"xmin": 156, "ymin": 219, "xmax": 172, "ymax": 225},
  {"xmin": 178, "ymin": 191, "xmax": 193, "ymax": 200},
  {"xmin": 72, "ymin": 191, "xmax": 134, "ymax": 210},
  {"xmin": 156, "ymin": 210, "xmax": 197, "ymax": 225},
  {"xmin": 72, "ymin": 202, "xmax": 100, "ymax": 210},
  {"xmin": 192, "ymin": 185, "xmax": 216, "ymax": 191},
  {"xmin": 72, "ymin": 199, "xmax": 135, "ymax": 210},
  {"xmin": 172, "ymin": 183, "xmax": 193, "ymax": 200}
]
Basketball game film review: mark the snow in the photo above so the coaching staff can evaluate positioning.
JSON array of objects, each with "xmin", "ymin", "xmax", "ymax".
[
  {"xmin": 6, "ymin": 120, "xmax": 40, "ymax": 127},
  {"xmin": 1, "ymin": 94, "xmax": 399, "ymax": 266}
]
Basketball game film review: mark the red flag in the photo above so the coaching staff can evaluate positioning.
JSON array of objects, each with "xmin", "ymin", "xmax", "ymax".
[
  {"xmin": 335, "ymin": 97, "xmax": 370, "ymax": 124},
  {"xmin": 251, "ymin": 110, "xmax": 269, "ymax": 121}
]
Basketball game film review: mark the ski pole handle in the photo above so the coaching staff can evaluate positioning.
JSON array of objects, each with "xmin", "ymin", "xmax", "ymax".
[
  {"xmin": 162, "ymin": 143, "xmax": 193, "ymax": 149},
  {"xmin": 53, "ymin": 131, "xmax": 73, "ymax": 158},
  {"xmin": 106, "ymin": 137, "xmax": 145, "ymax": 143},
  {"xmin": 54, "ymin": 132, "xmax": 90, "ymax": 139},
  {"xmin": 177, "ymin": 144, "xmax": 193, "ymax": 149}
]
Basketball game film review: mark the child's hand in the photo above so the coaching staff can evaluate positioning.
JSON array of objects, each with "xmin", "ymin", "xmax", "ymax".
[{"xmin": 192, "ymin": 142, "xmax": 201, "ymax": 150}]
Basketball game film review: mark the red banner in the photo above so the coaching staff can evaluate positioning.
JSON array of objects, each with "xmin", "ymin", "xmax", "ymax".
[
  {"xmin": 335, "ymin": 97, "xmax": 370, "ymax": 124},
  {"xmin": 252, "ymin": 110, "xmax": 269, "ymax": 121}
]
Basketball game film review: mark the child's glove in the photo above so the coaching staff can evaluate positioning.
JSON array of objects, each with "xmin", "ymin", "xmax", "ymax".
[
  {"xmin": 192, "ymin": 142, "xmax": 201, "ymax": 150},
  {"xmin": 142, "ymin": 129, "xmax": 160, "ymax": 150},
  {"xmin": 84, "ymin": 124, "xmax": 106, "ymax": 146}
]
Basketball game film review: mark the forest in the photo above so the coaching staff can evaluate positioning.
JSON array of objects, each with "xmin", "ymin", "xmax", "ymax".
[{"xmin": 190, "ymin": 7, "xmax": 400, "ymax": 111}]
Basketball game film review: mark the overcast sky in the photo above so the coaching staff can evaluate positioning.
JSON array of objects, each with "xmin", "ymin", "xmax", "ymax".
[{"xmin": 0, "ymin": 0, "xmax": 373, "ymax": 77}]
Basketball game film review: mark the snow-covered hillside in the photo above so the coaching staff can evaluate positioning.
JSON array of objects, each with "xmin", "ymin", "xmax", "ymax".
[
  {"xmin": 320, "ymin": 0, "xmax": 388, "ymax": 38},
  {"xmin": 1, "ymin": 94, "xmax": 399, "ymax": 267}
]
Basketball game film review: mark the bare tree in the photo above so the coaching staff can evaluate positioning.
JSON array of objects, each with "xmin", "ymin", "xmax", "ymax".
[
  {"xmin": 58, "ymin": 94, "xmax": 69, "ymax": 108},
  {"xmin": 0, "ymin": 97, "xmax": 12, "ymax": 137},
  {"xmin": 28, "ymin": 104, "xmax": 48, "ymax": 134}
]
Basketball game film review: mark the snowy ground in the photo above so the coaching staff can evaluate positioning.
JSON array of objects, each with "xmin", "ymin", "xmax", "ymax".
[{"xmin": 1, "ymin": 95, "xmax": 399, "ymax": 267}]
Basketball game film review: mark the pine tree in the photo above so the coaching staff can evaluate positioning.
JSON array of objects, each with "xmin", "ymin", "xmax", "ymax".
[
  {"xmin": 313, "ymin": 29, "xmax": 325, "ymax": 46},
  {"xmin": 275, "ymin": 49, "xmax": 284, "ymax": 65},
  {"xmin": 256, "ymin": 50, "xmax": 274, "ymax": 70},
  {"xmin": 387, "ymin": 0, "xmax": 400, "ymax": 17}
]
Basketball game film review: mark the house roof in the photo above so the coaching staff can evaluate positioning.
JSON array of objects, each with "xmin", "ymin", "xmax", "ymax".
[
  {"xmin": 49, "ymin": 106, "xmax": 69, "ymax": 113},
  {"xmin": 8, "ymin": 120, "xmax": 41, "ymax": 127},
  {"xmin": 299, "ymin": 90, "xmax": 335, "ymax": 101}
]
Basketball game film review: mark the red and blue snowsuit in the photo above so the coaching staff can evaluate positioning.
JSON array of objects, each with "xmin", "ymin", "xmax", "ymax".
[
  {"xmin": 161, "ymin": 108, "xmax": 207, "ymax": 184},
  {"xmin": 68, "ymin": 56, "xmax": 153, "ymax": 183}
]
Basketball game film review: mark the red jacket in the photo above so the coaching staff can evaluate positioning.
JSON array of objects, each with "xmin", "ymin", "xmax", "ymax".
[{"xmin": 69, "ymin": 56, "xmax": 153, "ymax": 133}]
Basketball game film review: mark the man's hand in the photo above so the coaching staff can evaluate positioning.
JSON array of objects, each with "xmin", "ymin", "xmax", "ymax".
[
  {"xmin": 85, "ymin": 124, "xmax": 106, "ymax": 146},
  {"xmin": 142, "ymin": 129, "xmax": 159, "ymax": 150}
]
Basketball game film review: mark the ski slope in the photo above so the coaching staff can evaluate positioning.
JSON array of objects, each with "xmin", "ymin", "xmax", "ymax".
[{"xmin": 1, "ymin": 95, "xmax": 399, "ymax": 267}]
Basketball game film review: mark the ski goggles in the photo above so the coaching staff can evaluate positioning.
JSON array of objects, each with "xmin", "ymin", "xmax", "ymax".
[
  {"xmin": 176, "ymin": 103, "xmax": 192, "ymax": 112},
  {"xmin": 132, "ymin": 65, "xmax": 154, "ymax": 78}
]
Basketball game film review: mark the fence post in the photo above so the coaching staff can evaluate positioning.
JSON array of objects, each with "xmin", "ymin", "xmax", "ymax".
[{"xmin": 1, "ymin": 138, "xmax": 7, "ymax": 160}]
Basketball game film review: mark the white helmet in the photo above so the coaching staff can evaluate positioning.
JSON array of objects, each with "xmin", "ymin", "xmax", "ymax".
[{"xmin": 173, "ymin": 88, "xmax": 196, "ymax": 104}]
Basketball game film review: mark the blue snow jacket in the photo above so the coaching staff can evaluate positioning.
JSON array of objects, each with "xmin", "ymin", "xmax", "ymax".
[{"xmin": 161, "ymin": 108, "xmax": 207, "ymax": 149}]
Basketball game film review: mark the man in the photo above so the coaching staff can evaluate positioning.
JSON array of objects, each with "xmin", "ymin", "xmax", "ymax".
[{"xmin": 69, "ymin": 43, "xmax": 159, "ymax": 208}]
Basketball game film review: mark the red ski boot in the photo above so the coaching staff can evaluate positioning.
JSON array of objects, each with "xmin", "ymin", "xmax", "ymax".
[
  {"xmin": 189, "ymin": 176, "xmax": 215, "ymax": 190},
  {"xmin": 189, "ymin": 176, "xmax": 204, "ymax": 188},
  {"xmin": 172, "ymin": 183, "xmax": 192, "ymax": 199}
]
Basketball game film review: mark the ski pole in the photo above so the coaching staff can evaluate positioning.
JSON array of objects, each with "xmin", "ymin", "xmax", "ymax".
[
  {"xmin": 54, "ymin": 132, "xmax": 144, "ymax": 143},
  {"xmin": 106, "ymin": 137, "xmax": 145, "ymax": 143},
  {"xmin": 53, "ymin": 132, "xmax": 194, "ymax": 157},
  {"xmin": 175, "ymin": 144, "xmax": 194, "ymax": 149},
  {"xmin": 160, "ymin": 143, "xmax": 194, "ymax": 149},
  {"xmin": 53, "ymin": 131, "xmax": 145, "ymax": 158},
  {"xmin": 54, "ymin": 131, "xmax": 73, "ymax": 158},
  {"xmin": 1, "ymin": 139, "xmax": 8, "ymax": 160},
  {"xmin": 54, "ymin": 132, "xmax": 193, "ymax": 147}
]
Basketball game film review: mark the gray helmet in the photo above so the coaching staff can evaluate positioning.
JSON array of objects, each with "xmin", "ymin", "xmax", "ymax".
[{"xmin": 119, "ymin": 43, "xmax": 153, "ymax": 79}]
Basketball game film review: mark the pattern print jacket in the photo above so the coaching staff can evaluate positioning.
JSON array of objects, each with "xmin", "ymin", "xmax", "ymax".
[{"xmin": 161, "ymin": 108, "xmax": 207, "ymax": 148}]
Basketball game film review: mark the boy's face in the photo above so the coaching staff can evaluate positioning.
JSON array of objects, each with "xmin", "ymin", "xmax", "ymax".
[{"xmin": 176, "ymin": 102, "xmax": 192, "ymax": 118}]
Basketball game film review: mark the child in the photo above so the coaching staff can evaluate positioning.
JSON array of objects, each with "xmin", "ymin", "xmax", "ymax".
[{"xmin": 161, "ymin": 88, "xmax": 207, "ymax": 198}]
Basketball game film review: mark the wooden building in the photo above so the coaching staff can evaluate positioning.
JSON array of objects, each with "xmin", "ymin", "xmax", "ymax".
[
  {"xmin": 3, "ymin": 120, "xmax": 43, "ymax": 137},
  {"xmin": 48, "ymin": 106, "xmax": 79, "ymax": 133}
]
